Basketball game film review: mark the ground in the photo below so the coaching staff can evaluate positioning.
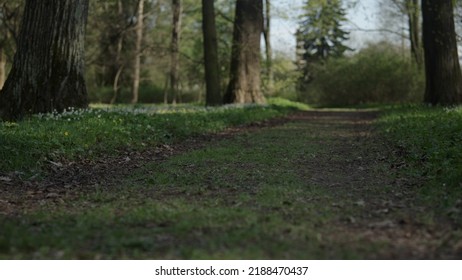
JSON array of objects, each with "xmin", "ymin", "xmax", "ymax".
[{"xmin": 0, "ymin": 110, "xmax": 461, "ymax": 259}]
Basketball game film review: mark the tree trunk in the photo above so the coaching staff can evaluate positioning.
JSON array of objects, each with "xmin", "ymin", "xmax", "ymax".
[
  {"xmin": 131, "ymin": 0, "xmax": 144, "ymax": 104},
  {"xmin": 0, "ymin": 0, "xmax": 89, "ymax": 121},
  {"xmin": 224, "ymin": 0, "xmax": 266, "ymax": 104},
  {"xmin": 422, "ymin": 0, "xmax": 462, "ymax": 105},
  {"xmin": 202, "ymin": 0, "xmax": 222, "ymax": 106},
  {"xmin": 0, "ymin": 48, "xmax": 5, "ymax": 89},
  {"xmin": 170, "ymin": 0, "xmax": 182, "ymax": 105},
  {"xmin": 406, "ymin": 0, "xmax": 423, "ymax": 68},
  {"xmin": 263, "ymin": 0, "xmax": 274, "ymax": 95},
  {"xmin": 110, "ymin": 0, "xmax": 125, "ymax": 104}
]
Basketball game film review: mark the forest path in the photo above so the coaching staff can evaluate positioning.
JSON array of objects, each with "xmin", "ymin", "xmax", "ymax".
[
  {"xmin": 273, "ymin": 110, "xmax": 460, "ymax": 259},
  {"xmin": 1, "ymin": 110, "xmax": 461, "ymax": 259}
]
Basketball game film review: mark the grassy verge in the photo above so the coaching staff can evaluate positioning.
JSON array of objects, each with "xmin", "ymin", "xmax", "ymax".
[
  {"xmin": 0, "ymin": 99, "xmax": 302, "ymax": 176},
  {"xmin": 378, "ymin": 105, "xmax": 462, "ymax": 221}
]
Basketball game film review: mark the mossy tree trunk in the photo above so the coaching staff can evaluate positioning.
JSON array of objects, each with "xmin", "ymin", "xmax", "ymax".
[
  {"xmin": 422, "ymin": 0, "xmax": 462, "ymax": 105},
  {"xmin": 224, "ymin": 0, "xmax": 266, "ymax": 104},
  {"xmin": 0, "ymin": 0, "xmax": 89, "ymax": 121}
]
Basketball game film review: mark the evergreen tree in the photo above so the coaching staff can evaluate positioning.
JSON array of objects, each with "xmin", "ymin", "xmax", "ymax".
[{"xmin": 297, "ymin": 0, "xmax": 350, "ymax": 86}]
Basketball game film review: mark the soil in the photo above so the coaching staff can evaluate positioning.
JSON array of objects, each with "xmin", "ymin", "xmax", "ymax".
[{"xmin": 1, "ymin": 110, "xmax": 461, "ymax": 259}]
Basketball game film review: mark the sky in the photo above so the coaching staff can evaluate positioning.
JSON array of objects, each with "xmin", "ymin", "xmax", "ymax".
[{"xmin": 271, "ymin": 0, "xmax": 381, "ymax": 56}]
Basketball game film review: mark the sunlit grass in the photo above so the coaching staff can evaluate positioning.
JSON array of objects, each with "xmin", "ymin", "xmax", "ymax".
[{"xmin": 0, "ymin": 99, "xmax": 305, "ymax": 175}]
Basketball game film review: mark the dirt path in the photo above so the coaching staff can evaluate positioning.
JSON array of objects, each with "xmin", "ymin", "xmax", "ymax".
[
  {"xmin": 285, "ymin": 111, "xmax": 460, "ymax": 259},
  {"xmin": 1, "ymin": 110, "xmax": 461, "ymax": 259}
]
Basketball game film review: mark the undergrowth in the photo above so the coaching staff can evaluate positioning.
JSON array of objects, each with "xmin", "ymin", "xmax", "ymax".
[
  {"xmin": 0, "ymin": 99, "xmax": 301, "ymax": 176},
  {"xmin": 379, "ymin": 105, "xmax": 462, "ymax": 216}
]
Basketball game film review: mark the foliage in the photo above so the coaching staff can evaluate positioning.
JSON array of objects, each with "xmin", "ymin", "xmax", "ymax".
[
  {"xmin": 0, "ymin": 101, "xmax": 296, "ymax": 175},
  {"xmin": 268, "ymin": 97, "xmax": 311, "ymax": 111},
  {"xmin": 296, "ymin": 0, "xmax": 351, "ymax": 92},
  {"xmin": 379, "ymin": 105, "xmax": 462, "ymax": 215},
  {"xmin": 300, "ymin": 42, "xmax": 424, "ymax": 106},
  {"xmin": 297, "ymin": 0, "xmax": 350, "ymax": 61},
  {"xmin": 266, "ymin": 52, "xmax": 300, "ymax": 100}
]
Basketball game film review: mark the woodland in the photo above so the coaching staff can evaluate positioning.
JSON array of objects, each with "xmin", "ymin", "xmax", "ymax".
[{"xmin": 0, "ymin": 0, "xmax": 461, "ymax": 259}]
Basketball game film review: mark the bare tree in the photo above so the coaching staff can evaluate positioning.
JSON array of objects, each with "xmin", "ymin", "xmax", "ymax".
[{"xmin": 0, "ymin": 0, "xmax": 89, "ymax": 120}]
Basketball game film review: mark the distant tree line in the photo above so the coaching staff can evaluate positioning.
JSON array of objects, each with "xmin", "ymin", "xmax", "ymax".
[
  {"xmin": 296, "ymin": 0, "xmax": 462, "ymax": 106},
  {"xmin": 0, "ymin": 0, "xmax": 461, "ymax": 120}
]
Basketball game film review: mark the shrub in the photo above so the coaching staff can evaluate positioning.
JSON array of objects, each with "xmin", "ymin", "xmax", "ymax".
[{"xmin": 299, "ymin": 42, "xmax": 424, "ymax": 106}]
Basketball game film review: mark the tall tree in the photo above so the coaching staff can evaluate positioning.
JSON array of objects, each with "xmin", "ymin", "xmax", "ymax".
[
  {"xmin": 297, "ymin": 0, "xmax": 350, "ymax": 86},
  {"xmin": 0, "ymin": 0, "xmax": 89, "ymax": 121},
  {"xmin": 202, "ymin": 0, "xmax": 222, "ymax": 106},
  {"xmin": 170, "ymin": 0, "xmax": 182, "ymax": 104},
  {"xmin": 422, "ymin": 0, "xmax": 462, "ymax": 105},
  {"xmin": 224, "ymin": 0, "xmax": 266, "ymax": 104},
  {"xmin": 131, "ymin": 0, "xmax": 145, "ymax": 104}
]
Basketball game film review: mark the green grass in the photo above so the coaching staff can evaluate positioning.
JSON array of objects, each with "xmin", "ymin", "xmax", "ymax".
[
  {"xmin": 2, "ymin": 102, "xmax": 461, "ymax": 259},
  {"xmin": 0, "ymin": 110, "xmax": 390, "ymax": 259},
  {"xmin": 0, "ymin": 122, "xmax": 336, "ymax": 259},
  {"xmin": 378, "ymin": 105, "xmax": 462, "ymax": 220},
  {"xmin": 0, "ymin": 100, "xmax": 300, "ymax": 176}
]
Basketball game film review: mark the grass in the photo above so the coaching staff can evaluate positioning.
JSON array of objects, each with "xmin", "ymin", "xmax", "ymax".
[
  {"xmin": 2, "ymin": 101, "xmax": 461, "ymax": 259},
  {"xmin": 0, "ymin": 99, "xmax": 299, "ymax": 176},
  {"xmin": 0, "ymin": 121, "xmax": 342, "ymax": 259},
  {"xmin": 378, "ymin": 105, "xmax": 462, "ymax": 221},
  {"xmin": 1, "ymin": 107, "xmax": 396, "ymax": 260}
]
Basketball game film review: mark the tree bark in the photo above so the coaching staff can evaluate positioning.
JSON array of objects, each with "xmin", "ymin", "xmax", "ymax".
[
  {"xmin": 0, "ymin": 0, "xmax": 89, "ymax": 121},
  {"xmin": 263, "ymin": 0, "xmax": 274, "ymax": 95},
  {"xmin": 422, "ymin": 0, "xmax": 462, "ymax": 105},
  {"xmin": 202, "ymin": 0, "xmax": 222, "ymax": 106},
  {"xmin": 0, "ymin": 48, "xmax": 5, "ymax": 89},
  {"xmin": 170, "ymin": 0, "xmax": 182, "ymax": 105},
  {"xmin": 224, "ymin": 0, "xmax": 266, "ymax": 104},
  {"xmin": 110, "ymin": 0, "xmax": 125, "ymax": 104},
  {"xmin": 131, "ymin": 0, "xmax": 144, "ymax": 104}
]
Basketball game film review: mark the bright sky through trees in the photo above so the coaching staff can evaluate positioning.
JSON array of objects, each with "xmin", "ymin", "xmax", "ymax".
[{"xmin": 271, "ymin": 0, "xmax": 380, "ymax": 55}]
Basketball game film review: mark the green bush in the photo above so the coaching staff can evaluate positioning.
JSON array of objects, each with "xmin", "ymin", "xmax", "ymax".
[
  {"xmin": 263, "ymin": 53, "xmax": 299, "ymax": 101},
  {"xmin": 300, "ymin": 42, "xmax": 424, "ymax": 106}
]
